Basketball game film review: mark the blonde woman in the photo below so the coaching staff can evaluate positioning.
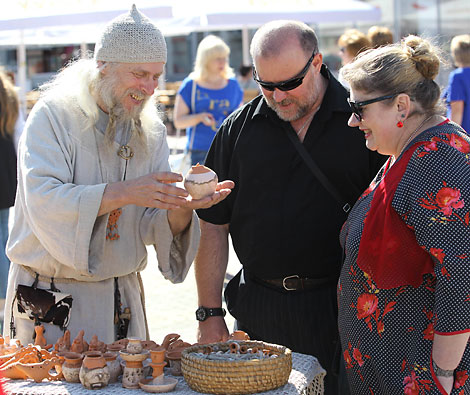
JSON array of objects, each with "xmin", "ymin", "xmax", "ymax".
[{"xmin": 173, "ymin": 35, "xmax": 243, "ymax": 165}]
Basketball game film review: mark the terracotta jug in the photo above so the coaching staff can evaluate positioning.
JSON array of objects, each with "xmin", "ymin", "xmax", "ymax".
[
  {"xmin": 150, "ymin": 347, "xmax": 166, "ymax": 364},
  {"xmin": 79, "ymin": 352, "xmax": 110, "ymax": 390},
  {"xmin": 62, "ymin": 352, "xmax": 83, "ymax": 383}
]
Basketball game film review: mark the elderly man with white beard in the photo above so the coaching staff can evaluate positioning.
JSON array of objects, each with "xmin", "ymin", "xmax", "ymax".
[{"xmin": 3, "ymin": 5, "xmax": 234, "ymax": 346}]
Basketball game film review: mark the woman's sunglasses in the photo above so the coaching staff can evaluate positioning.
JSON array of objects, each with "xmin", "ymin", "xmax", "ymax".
[
  {"xmin": 347, "ymin": 94, "xmax": 398, "ymax": 121},
  {"xmin": 252, "ymin": 51, "xmax": 316, "ymax": 92}
]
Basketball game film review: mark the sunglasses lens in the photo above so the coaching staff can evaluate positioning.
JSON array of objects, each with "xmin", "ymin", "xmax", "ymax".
[
  {"xmin": 347, "ymin": 101, "xmax": 362, "ymax": 121},
  {"xmin": 277, "ymin": 78, "xmax": 303, "ymax": 91},
  {"xmin": 259, "ymin": 83, "xmax": 275, "ymax": 91}
]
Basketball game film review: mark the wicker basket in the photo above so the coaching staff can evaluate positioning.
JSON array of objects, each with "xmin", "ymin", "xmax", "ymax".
[{"xmin": 181, "ymin": 340, "xmax": 292, "ymax": 394}]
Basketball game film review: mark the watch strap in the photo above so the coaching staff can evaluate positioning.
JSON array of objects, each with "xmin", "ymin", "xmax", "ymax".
[
  {"xmin": 432, "ymin": 360, "xmax": 454, "ymax": 377},
  {"xmin": 205, "ymin": 307, "xmax": 226, "ymax": 317}
]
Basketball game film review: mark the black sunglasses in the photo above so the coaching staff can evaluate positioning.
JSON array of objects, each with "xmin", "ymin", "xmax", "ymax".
[
  {"xmin": 348, "ymin": 94, "xmax": 398, "ymax": 121},
  {"xmin": 252, "ymin": 51, "xmax": 316, "ymax": 92}
]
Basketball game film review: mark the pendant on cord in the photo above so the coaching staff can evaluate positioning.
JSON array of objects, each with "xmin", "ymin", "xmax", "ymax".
[
  {"xmin": 107, "ymin": 208, "xmax": 122, "ymax": 240},
  {"xmin": 118, "ymin": 145, "xmax": 134, "ymax": 160}
]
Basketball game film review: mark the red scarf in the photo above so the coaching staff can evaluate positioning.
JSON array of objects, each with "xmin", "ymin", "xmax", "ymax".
[{"xmin": 356, "ymin": 142, "xmax": 434, "ymax": 289}]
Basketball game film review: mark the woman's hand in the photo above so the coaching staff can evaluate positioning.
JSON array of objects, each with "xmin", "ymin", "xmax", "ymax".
[{"xmin": 199, "ymin": 112, "xmax": 215, "ymax": 127}]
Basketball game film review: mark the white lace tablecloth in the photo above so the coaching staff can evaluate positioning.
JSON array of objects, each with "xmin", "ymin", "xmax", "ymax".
[{"xmin": 3, "ymin": 352, "xmax": 325, "ymax": 395}]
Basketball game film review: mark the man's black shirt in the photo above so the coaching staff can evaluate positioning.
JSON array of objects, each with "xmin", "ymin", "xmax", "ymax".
[{"xmin": 197, "ymin": 65, "xmax": 386, "ymax": 279}]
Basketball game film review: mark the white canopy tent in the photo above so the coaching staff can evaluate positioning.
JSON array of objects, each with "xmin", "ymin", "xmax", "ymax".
[
  {"xmin": 171, "ymin": 0, "xmax": 382, "ymax": 64},
  {"xmin": 0, "ymin": 0, "xmax": 172, "ymax": 110}
]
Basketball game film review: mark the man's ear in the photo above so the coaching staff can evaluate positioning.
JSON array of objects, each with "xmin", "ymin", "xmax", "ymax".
[{"xmin": 312, "ymin": 53, "xmax": 323, "ymax": 72}]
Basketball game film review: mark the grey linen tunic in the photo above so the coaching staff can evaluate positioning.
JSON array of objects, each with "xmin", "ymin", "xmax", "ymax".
[{"xmin": 4, "ymin": 97, "xmax": 199, "ymax": 346}]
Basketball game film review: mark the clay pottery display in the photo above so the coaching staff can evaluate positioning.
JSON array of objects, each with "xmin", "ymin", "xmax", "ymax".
[
  {"xmin": 229, "ymin": 330, "xmax": 250, "ymax": 341},
  {"xmin": 126, "ymin": 337, "xmax": 143, "ymax": 354},
  {"xmin": 62, "ymin": 352, "xmax": 83, "ymax": 383},
  {"xmin": 139, "ymin": 377, "xmax": 178, "ymax": 393},
  {"xmin": 34, "ymin": 325, "xmax": 52, "ymax": 350},
  {"xmin": 88, "ymin": 335, "xmax": 106, "ymax": 353},
  {"xmin": 161, "ymin": 334, "xmax": 180, "ymax": 350},
  {"xmin": 0, "ymin": 361, "xmax": 29, "ymax": 380},
  {"xmin": 150, "ymin": 347, "xmax": 166, "ymax": 364},
  {"xmin": 120, "ymin": 350, "xmax": 149, "ymax": 389},
  {"xmin": 103, "ymin": 352, "xmax": 121, "ymax": 383},
  {"xmin": 16, "ymin": 357, "xmax": 62, "ymax": 383},
  {"xmin": 166, "ymin": 351, "xmax": 182, "ymax": 376},
  {"xmin": 150, "ymin": 361, "xmax": 166, "ymax": 380},
  {"xmin": 106, "ymin": 343, "xmax": 125, "ymax": 353},
  {"xmin": 55, "ymin": 330, "xmax": 71, "ymax": 353},
  {"xmin": 71, "ymin": 330, "xmax": 88, "ymax": 354},
  {"xmin": 79, "ymin": 351, "xmax": 110, "ymax": 389},
  {"xmin": 184, "ymin": 164, "xmax": 218, "ymax": 199},
  {"xmin": 141, "ymin": 340, "xmax": 159, "ymax": 351}
]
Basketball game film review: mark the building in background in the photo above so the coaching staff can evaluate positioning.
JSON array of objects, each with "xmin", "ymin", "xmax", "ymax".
[{"xmin": 0, "ymin": 1, "xmax": 467, "ymax": 92}]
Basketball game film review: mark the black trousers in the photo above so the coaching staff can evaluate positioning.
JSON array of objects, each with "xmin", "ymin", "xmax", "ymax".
[{"xmin": 225, "ymin": 270, "xmax": 350, "ymax": 395}]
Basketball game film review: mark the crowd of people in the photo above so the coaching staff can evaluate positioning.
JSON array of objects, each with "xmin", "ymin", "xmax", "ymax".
[{"xmin": 1, "ymin": 4, "xmax": 469, "ymax": 394}]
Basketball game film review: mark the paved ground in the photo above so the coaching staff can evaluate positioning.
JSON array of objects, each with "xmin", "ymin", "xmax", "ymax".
[{"xmin": 142, "ymin": 240, "xmax": 241, "ymax": 345}]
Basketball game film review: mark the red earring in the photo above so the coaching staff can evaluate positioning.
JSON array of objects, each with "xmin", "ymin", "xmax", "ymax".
[{"xmin": 397, "ymin": 121, "xmax": 404, "ymax": 128}]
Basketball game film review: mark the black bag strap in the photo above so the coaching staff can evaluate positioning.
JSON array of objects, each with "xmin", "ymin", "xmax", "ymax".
[{"xmin": 286, "ymin": 129, "xmax": 351, "ymax": 213}]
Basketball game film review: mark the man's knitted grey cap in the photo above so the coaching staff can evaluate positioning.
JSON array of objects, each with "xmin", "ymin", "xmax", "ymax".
[{"xmin": 94, "ymin": 4, "xmax": 167, "ymax": 63}]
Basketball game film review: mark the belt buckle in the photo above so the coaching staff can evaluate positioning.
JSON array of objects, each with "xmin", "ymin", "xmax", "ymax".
[{"xmin": 282, "ymin": 275, "xmax": 300, "ymax": 291}]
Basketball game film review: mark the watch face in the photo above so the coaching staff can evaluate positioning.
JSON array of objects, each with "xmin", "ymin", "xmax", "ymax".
[{"xmin": 196, "ymin": 307, "xmax": 207, "ymax": 321}]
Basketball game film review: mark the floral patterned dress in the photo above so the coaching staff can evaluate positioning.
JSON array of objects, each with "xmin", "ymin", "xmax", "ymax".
[{"xmin": 338, "ymin": 121, "xmax": 470, "ymax": 395}]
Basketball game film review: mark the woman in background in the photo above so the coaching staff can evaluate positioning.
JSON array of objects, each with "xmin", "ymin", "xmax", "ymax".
[
  {"xmin": 338, "ymin": 36, "xmax": 470, "ymax": 394},
  {"xmin": 443, "ymin": 34, "xmax": 470, "ymax": 133},
  {"xmin": 0, "ymin": 70, "xmax": 19, "ymax": 305},
  {"xmin": 337, "ymin": 29, "xmax": 371, "ymax": 90},
  {"xmin": 173, "ymin": 35, "xmax": 243, "ymax": 165}
]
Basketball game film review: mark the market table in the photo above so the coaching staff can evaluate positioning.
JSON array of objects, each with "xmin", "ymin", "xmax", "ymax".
[{"xmin": 2, "ymin": 351, "xmax": 325, "ymax": 395}]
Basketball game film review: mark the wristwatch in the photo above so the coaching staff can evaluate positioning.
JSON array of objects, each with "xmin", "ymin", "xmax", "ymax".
[
  {"xmin": 432, "ymin": 360, "xmax": 455, "ymax": 378},
  {"xmin": 195, "ymin": 306, "xmax": 226, "ymax": 321}
]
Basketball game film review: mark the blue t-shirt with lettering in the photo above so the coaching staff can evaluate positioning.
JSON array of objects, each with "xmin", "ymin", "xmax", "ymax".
[{"xmin": 178, "ymin": 77, "xmax": 243, "ymax": 151}]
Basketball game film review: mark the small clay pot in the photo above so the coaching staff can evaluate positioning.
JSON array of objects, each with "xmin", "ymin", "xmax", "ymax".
[
  {"xmin": 62, "ymin": 352, "xmax": 83, "ymax": 383},
  {"xmin": 229, "ymin": 330, "xmax": 250, "ymax": 341},
  {"xmin": 166, "ymin": 351, "xmax": 182, "ymax": 376},
  {"xmin": 103, "ymin": 352, "xmax": 121, "ymax": 383},
  {"xmin": 126, "ymin": 338, "xmax": 143, "ymax": 354},
  {"xmin": 150, "ymin": 361, "xmax": 166, "ymax": 379},
  {"xmin": 79, "ymin": 353, "xmax": 110, "ymax": 390},
  {"xmin": 150, "ymin": 347, "xmax": 166, "ymax": 364}
]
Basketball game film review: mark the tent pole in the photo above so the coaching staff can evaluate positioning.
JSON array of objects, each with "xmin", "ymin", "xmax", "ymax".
[
  {"xmin": 80, "ymin": 41, "xmax": 88, "ymax": 58},
  {"xmin": 17, "ymin": 29, "xmax": 27, "ymax": 116},
  {"xmin": 242, "ymin": 26, "xmax": 250, "ymax": 66}
]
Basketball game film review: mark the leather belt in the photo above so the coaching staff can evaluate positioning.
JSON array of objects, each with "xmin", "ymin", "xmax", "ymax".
[{"xmin": 248, "ymin": 272, "xmax": 336, "ymax": 291}]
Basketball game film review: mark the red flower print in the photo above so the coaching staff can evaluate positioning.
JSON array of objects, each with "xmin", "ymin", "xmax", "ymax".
[
  {"xmin": 423, "ymin": 322, "xmax": 434, "ymax": 340},
  {"xmin": 455, "ymin": 370, "xmax": 468, "ymax": 389},
  {"xmin": 417, "ymin": 139, "xmax": 439, "ymax": 157},
  {"xmin": 448, "ymin": 134, "xmax": 470, "ymax": 154},
  {"xmin": 403, "ymin": 371, "xmax": 420, "ymax": 395},
  {"xmin": 343, "ymin": 349, "xmax": 353, "ymax": 369},
  {"xmin": 353, "ymin": 348, "xmax": 365, "ymax": 367},
  {"xmin": 356, "ymin": 293, "xmax": 378, "ymax": 320},
  {"xmin": 429, "ymin": 248, "xmax": 445, "ymax": 264},
  {"xmin": 435, "ymin": 187, "xmax": 465, "ymax": 216}
]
